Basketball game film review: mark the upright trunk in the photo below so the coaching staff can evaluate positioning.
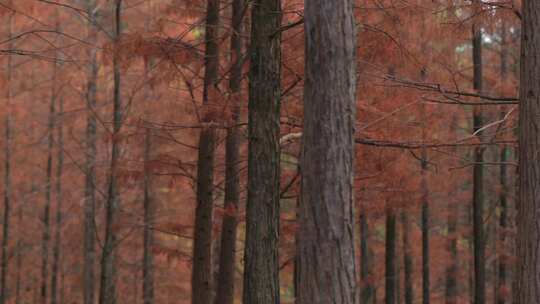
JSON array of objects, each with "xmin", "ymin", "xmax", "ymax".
[
  {"xmin": 497, "ymin": 19, "xmax": 509, "ymax": 304},
  {"xmin": 515, "ymin": 0, "xmax": 540, "ymax": 302},
  {"xmin": 0, "ymin": 8, "xmax": 13, "ymax": 304},
  {"xmin": 242, "ymin": 0, "xmax": 282, "ymax": 302},
  {"xmin": 142, "ymin": 128, "xmax": 154, "ymax": 304},
  {"xmin": 191, "ymin": 0, "xmax": 220, "ymax": 302},
  {"xmin": 215, "ymin": 0, "xmax": 243, "ymax": 303},
  {"xmin": 98, "ymin": 2, "xmax": 122, "ymax": 303},
  {"xmin": 42, "ymin": 44, "xmax": 58, "ymax": 304},
  {"xmin": 14, "ymin": 207, "xmax": 21, "ymax": 304},
  {"xmin": 420, "ymin": 116, "xmax": 430, "ymax": 304},
  {"xmin": 360, "ymin": 207, "xmax": 374, "ymax": 304},
  {"xmin": 471, "ymin": 3, "xmax": 486, "ymax": 303},
  {"xmin": 401, "ymin": 211, "xmax": 413, "ymax": 304},
  {"xmin": 297, "ymin": 1, "xmax": 357, "ymax": 303},
  {"xmin": 445, "ymin": 165, "xmax": 458, "ymax": 304},
  {"xmin": 50, "ymin": 95, "xmax": 64, "ymax": 304},
  {"xmin": 385, "ymin": 208, "xmax": 397, "ymax": 304},
  {"xmin": 83, "ymin": 0, "xmax": 98, "ymax": 303}
]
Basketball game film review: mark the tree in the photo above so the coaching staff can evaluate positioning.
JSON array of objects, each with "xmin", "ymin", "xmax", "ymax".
[
  {"xmin": 296, "ymin": 0, "xmax": 358, "ymax": 303},
  {"xmin": 242, "ymin": 0, "xmax": 282, "ymax": 302},
  {"xmin": 515, "ymin": 0, "xmax": 540, "ymax": 302}
]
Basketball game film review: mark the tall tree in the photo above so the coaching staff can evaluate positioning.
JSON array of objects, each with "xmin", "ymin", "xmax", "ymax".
[
  {"xmin": 99, "ymin": 1, "xmax": 123, "ymax": 303},
  {"xmin": 191, "ymin": 0, "xmax": 221, "ymax": 302},
  {"xmin": 215, "ymin": 0, "xmax": 244, "ymax": 303},
  {"xmin": 142, "ymin": 128, "xmax": 154, "ymax": 304},
  {"xmin": 515, "ymin": 0, "xmax": 540, "ymax": 302},
  {"xmin": 471, "ymin": 2, "xmax": 486, "ymax": 303},
  {"xmin": 242, "ymin": 0, "xmax": 282, "ymax": 302},
  {"xmin": 83, "ymin": 0, "xmax": 99, "ymax": 303},
  {"xmin": 385, "ymin": 208, "xmax": 396, "ymax": 304},
  {"xmin": 0, "ymin": 6, "xmax": 13, "ymax": 304},
  {"xmin": 296, "ymin": 0, "xmax": 358, "ymax": 302}
]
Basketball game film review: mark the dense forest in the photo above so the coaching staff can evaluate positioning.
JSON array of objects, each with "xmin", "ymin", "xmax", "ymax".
[{"xmin": 1, "ymin": 0, "xmax": 539, "ymax": 303}]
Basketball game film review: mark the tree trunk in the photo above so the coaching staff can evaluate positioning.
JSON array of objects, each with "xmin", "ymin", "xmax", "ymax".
[
  {"xmin": 215, "ymin": 0, "xmax": 243, "ymax": 303},
  {"xmin": 191, "ymin": 0, "xmax": 220, "ymax": 302},
  {"xmin": 401, "ymin": 211, "xmax": 413, "ymax": 304},
  {"xmin": 471, "ymin": 3, "xmax": 486, "ymax": 303},
  {"xmin": 99, "ymin": 2, "xmax": 122, "ymax": 303},
  {"xmin": 420, "ymin": 108, "xmax": 430, "ymax": 304},
  {"xmin": 242, "ymin": 0, "xmax": 282, "ymax": 302},
  {"xmin": 50, "ymin": 95, "xmax": 64, "ymax": 304},
  {"xmin": 142, "ymin": 128, "xmax": 154, "ymax": 304},
  {"xmin": 0, "ymin": 8, "xmax": 13, "ymax": 304},
  {"xmin": 83, "ymin": 0, "xmax": 98, "ymax": 303},
  {"xmin": 296, "ymin": 1, "xmax": 357, "ymax": 303},
  {"xmin": 360, "ymin": 207, "xmax": 374, "ymax": 304},
  {"xmin": 445, "ymin": 178, "xmax": 458, "ymax": 304},
  {"xmin": 515, "ymin": 0, "xmax": 540, "ymax": 302},
  {"xmin": 385, "ymin": 208, "xmax": 396, "ymax": 304}
]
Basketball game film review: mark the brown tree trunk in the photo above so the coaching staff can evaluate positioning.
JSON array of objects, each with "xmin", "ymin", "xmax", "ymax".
[
  {"xmin": 142, "ymin": 128, "xmax": 154, "ymax": 304},
  {"xmin": 50, "ymin": 95, "xmax": 64, "ymax": 304},
  {"xmin": 515, "ymin": 0, "xmax": 540, "ymax": 302},
  {"xmin": 99, "ymin": 2, "xmax": 122, "ymax": 303},
  {"xmin": 360, "ymin": 207, "xmax": 374, "ymax": 304},
  {"xmin": 242, "ymin": 0, "xmax": 282, "ymax": 302},
  {"xmin": 420, "ymin": 104, "xmax": 430, "ymax": 304},
  {"xmin": 0, "ymin": 8, "xmax": 13, "ymax": 304},
  {"xmin": 215, "ymin": 0, "xmax": 244, "ymax": 303},
  {"xmin": 296, "ymin": 0, "xmax": 357, "ymax": 303},
  {"xmin": 471, "ymin": 2, "xmax": 485, "ymax": 303},
  {"xmin": 191, "ymin": 0, "xmax": 221, "ymax": 302},
  {"xmin": 83, "ymin": 0, "xmax": 98, "ymax": 303},
  {"xmin": 385, "ymin": 208, "xmax": 396, "ymax": 304}
]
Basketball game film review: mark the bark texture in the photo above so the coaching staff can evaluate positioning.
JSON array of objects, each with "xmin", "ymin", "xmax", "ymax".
[
  {"xmin": 242, "ymin": 0, "xmax": 282, "ymax": 303},
  {"xmin": 215, "ymin": 0, "xmax": 244, "ymax": 303},
  {"xmin": 296, "ymin": 0, "xmax": 357, "ymax": 303},
  {"xmin": 516, "ymin": 0, "xmax": 540, "ymax": 302},
  {"xmin": 385, "ymin": 209, "xmax": 396, "ymax": 304},
  {"xmin": 191, "ymin": 0, "xmax": 220, "ymax": 302}
]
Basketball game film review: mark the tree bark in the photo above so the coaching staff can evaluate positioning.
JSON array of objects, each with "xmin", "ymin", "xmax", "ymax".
[
  {"xmin": 471, "ymin": 3, "xmax": 486, "ymax": 303},
  {"xmin": 0, "ymin": 8, "xmax": 13, "ymax": 304},
  {"xmin": 215, "ymin": 0, "xmax": 244, "ymax": 303},
  {"xmin": 191, "ymin": 0, "xmax": 220, "ymax": 302},
  {"xmin": 242, "ymin": 0, "xmax": 282, "ymax": 303},
  {"xmin": 99, "ymin": 2, "xmax": 122, "ymax": 303},
  {"xmin": 515, "ymin": 0, "xmax": 540, "ymax": 302},
  {"xmin": 385, "ymin": 208, "xmax": 396, "ymax": 304},
  {"xmin": 296, "ymin": 0, "xmax": 357, "ymax": 303},
  {"xmin": 83, "ymin": 0, "xmax": 98, "ymax": 303},
  {"xmin": 143, "ymin": 128, "xmax": 154, "ymax": 304}
]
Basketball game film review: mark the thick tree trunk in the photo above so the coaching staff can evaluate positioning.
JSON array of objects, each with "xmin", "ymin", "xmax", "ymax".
[
  {"xmin": 471, "ymin": 5, "xmax": 486, "ymax": 303},
  {"xmin": 401, "ymin": 211, "xmax": 413, "ymax": 304},
  {"xmin": 296, "ymin": 0, "xmax": 357, "ymax": 303},
  {"xmin": 191, "ymin": 0, "xmax": 220, "ymax": 302},
  {"xmin": 50, "ymin": 95, "xmax": 64, "ymax": 304},
  {"xmin": 0, "ymin": 9, "xmax": 13, "ymax": 304},
  {"xmin": 83, "ymin": 1, "xmax": 98, "ymax": 303},
  {"xmin": 360, "ymin": 207, "xmax": 374, "ymax": 304},
  {"xmin": 142, "ymin": 128, "xmax": 154, "ymax": 304},
  {"xmin": 515, "ymin": 0, "xmax": 540, "ymax": 302},
  {"xmin": 385, "ymin": 209, "xmax": 396, "ymax": 304},
  {"xmin": 99, "ymin": 2, "xmax": 122, "ymax": 303},
  {"xmin": 242, "ymin": 0, "xmax": 282, "ymax": 303},
  {"xmin": 215, "ymin": 1, "xmax": 243, "ymax": 303}
]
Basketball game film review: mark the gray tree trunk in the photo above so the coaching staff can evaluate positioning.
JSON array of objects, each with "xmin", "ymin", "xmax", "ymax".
[
  {"xmin": 297, "ymin": 1, "xmax": 358, "ymax": 303},
  {"xmin": 242, "ymin": 0, "xmax": 282, "ymax": 303}
]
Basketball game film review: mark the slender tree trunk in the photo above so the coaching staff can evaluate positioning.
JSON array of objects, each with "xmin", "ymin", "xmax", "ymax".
[
  {"xmin": 99, "ymin": 2, "xmax": 122, "ymax": 303},
  {"xmin": 446, "ymin": 156, "xmax": 458, "ymax": 304},
  {"xmin": 14, "ymin": 207, "xmax": 21, "ymax": 304},
  {"xmin": 497, "ymin": 19, "xmax": 509, "ymax": 304},
  {"xmin": 42, "ymin": 43, "xmax": 58, "ymax": 304},
  {"xmin": 515, "ymin": 0, "xmax": 540, "ymax": 302},
  {"xmin": 191, "ymin": 0, "xmax": 220, "ymax": 302},
  {"xmin": 385, "ymin": 208, "xmax": 396, "ymax": 304},
  {"xmin": 51, "ymin": 95, "xmax": 64, "ymax": 304},
  {"xmin": 0, "ymin": 8, "xmax": 13, "ymax": 304},
  {"xmin": 471, "ymin": 3, "xmax": 486, "ymax": 303},
  {"xmin": 242, "ymin": 0, "xmax": 282, "ymax": 302},
  {"xmin": 401, "ymin": 211, "xmax": 413, "ymax": 304},
  {"xmin": 297, "ymin": 1, "xmax": 357, "ymax": 303},
  {"xmin": 420, "ymin": 119, "xmax": 430, "ymax": 304},
  {"xmin": 142, "ymin": 128, "xmax": 154, "ymax": 304},
  {"xmin": 215, "ymin": 1, "xmax": 244, "ymax": 303},
  {"xmin": 360, "ymin": 207, "xmax": 374, "ymax": 304},
  {"xmin": 83, "ymin": 0, "xmax": 98, "ymax": 303}
]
